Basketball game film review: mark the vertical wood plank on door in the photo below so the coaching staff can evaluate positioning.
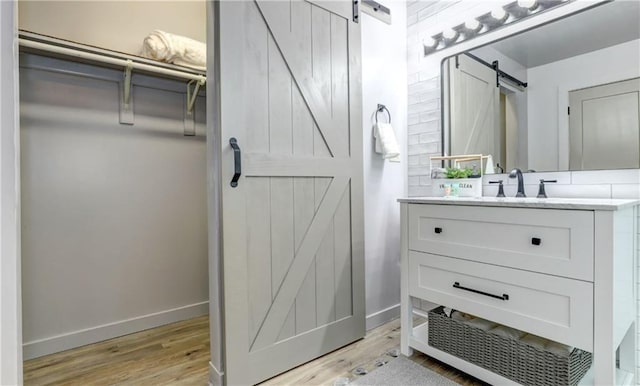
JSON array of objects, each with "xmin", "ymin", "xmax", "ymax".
[
  {"xmin": 268, "ymin": 36, "xmax": 293, "ymax": 156},
  {"xmin": 334, "ymin": 183, "xmax": 352, "ymax": 320},
  {"xmin": 291, "ymin": 2, "xmax": 316, "ymax": 332},
  {"xmin": 293, "ymin": 81, "xmax": 317, "ymax": 333},
  {"xmin": 247, "ymin": 178, "xmax": 272, "ymax": 347},
  {"xmin": 330, "ymin": 14, "xmax": 350, "ymax": 157},
  {"xmin": 243, "ymin": 2, "xmax": 271, "ymax": 350},
  {"xmin": 311, "ymin": 5, "xmax": 332, "ymax": 117},
  {"xmin": 243, "ymin": 4, "xmax": 270, "ymax": 155},
  {"xmin": 311, "ymin": 2, "xmax": 337, "ymax": 328},
  {"xmin": 315, "ymin": 176, "xmax": 335, "ymax": 326},
  {"xmin": 271, "ymin": 186, "xmax": 295, "ymax": 343},
  {"xmin": 291, "ymin": 0, "xmax": 312, "ymax": 78},
  {"xmin": 294, "ymin": 178, "xmax": 317, "ymax": 334},
  {"xmin": 268, "ymin": 33, "xmax": 295, "ymax": 341}
]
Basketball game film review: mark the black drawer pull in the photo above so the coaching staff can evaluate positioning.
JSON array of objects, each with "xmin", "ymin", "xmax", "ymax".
[
  {"xmin": 531, "ymin": 237, "xmax": 541, "ymax": 246},
  {"xmin": 453, "ymin": 282, "xmax": 509, "ymax": 301},
  {"xmin": 434, "ymin": 227, "xmax": 443, "ymax": 234}
]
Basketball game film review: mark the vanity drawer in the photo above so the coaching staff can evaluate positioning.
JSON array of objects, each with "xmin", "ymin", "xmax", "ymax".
[
  {"xmin": 408, "ymin": 204, "xmax": 594, "ymax": 281},
  {"xmin": 409, "ymin": 251, "xmax": 593, "ymax": 351}
]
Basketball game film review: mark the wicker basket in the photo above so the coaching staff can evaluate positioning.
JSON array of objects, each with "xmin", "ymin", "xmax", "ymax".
[{"xmin": 428, "ymin": 307, "xmax": 592, "ymax": 386}]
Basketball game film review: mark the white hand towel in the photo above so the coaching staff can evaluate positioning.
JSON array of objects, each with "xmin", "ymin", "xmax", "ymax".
[
  {"xmin": 485, "ymin": 154, "xmax": 495, "ymax": 174},
  {"xmin": 141, "ymin": 30, "xmax": 206, "ymax": 71},
  {"xmin": 374, "ymin": 122, "xmax": 400, "ymax": 162}
]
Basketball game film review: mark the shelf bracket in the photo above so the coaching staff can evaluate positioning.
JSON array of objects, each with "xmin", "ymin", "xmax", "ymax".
[
  {"xmin": 119, "ymin": 60, "xmax": 134, "ymax": 125},
  {"xmin": 184, "ymin": 76, "xmax": 205, "ymax": 136}
]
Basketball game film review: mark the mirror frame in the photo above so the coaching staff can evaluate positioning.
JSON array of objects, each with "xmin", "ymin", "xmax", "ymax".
[{"xmin": 432, "ymin": 1, "xmax": 609, "ymax": 166}]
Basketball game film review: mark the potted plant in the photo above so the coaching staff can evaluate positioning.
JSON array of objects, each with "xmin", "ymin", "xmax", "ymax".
[{"xmin": 432, "ymin": 166, "xmax": 482, "ymax": 197}]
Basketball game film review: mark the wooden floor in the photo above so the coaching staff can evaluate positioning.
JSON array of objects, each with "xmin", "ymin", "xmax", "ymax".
[{"xmin": 24, "ymin": 316, "xmax": 485, "ymax": 385}]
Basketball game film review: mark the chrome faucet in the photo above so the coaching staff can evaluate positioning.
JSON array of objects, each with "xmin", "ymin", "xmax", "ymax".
[{"xmin": 509, "ymin": 168, "xmax": 526, "ymax": 197}]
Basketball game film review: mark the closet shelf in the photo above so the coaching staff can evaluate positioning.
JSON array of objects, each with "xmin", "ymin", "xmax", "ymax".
[
  {"xmin": 19, "ymin": 31, "xmax": 206, "ymax": 130},
  {"xmin": 18, "ymin": 31, "xmax": 206, "ymax": 83}
]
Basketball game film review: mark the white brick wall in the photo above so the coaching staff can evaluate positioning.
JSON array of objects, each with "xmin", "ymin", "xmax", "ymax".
[{"xmin": 406, "ymin": 0, "xmax": 640, "ymax": 378}]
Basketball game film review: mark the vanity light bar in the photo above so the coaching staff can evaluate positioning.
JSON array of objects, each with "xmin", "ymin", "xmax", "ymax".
[{"xmin": 423, "ymin": 0, "xmax": 570, "ymax": 56}]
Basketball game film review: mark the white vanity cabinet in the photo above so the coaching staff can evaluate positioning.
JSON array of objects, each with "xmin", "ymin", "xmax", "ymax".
[{"xmin": 399, "ymin": 198, "xmax": 639, "ymax": 385}]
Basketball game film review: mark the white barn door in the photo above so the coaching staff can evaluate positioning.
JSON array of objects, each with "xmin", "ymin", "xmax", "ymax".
[
  {"xmin": 449, "ymin": 55, "xmax": 499, "ymax": 162},
  {"xmin": 213, "ymin": 1, "xmax": 364, "ymax": 384}
]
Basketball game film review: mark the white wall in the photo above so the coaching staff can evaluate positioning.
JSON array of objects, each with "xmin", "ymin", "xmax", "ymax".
[
  {"xmin": 18, "ymin": 1, "xmax": 206, "ymax": 56},
  {"xmin": 0, "ymin": 0, "xmax": 22, "ymax": 384},
  {"xmin": 527, "ymin": 39, "xmax": 640, "ymax": 171},
  {"xmin": 361, "ymin": 1, "xmax": 407, "ymax": 330}
]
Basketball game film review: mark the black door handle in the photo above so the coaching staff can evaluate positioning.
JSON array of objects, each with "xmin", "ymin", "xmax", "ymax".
[
  {"xmin": 435, "ymin": 227, "xmax": 443, "ymax": 234},
  {"xmin": 230, "ymin": 137, "xmax": 241, "ymax": 188},
  {"xmin": 531, "ymin": 237, "xmax": 541, "ymax": 246}
]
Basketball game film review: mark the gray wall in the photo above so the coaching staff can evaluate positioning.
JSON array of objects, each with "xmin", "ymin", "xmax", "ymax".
[
  {"xmin": 18, "ymin": 1, "xmax": 206, "ymax": 56},
  {"xmin": 20, "ymin": 53, "xmax": 208, "ymax": 359},
  {"xmin": 361, "ymin": 3, "xmax": 407, "ymax": 330}
]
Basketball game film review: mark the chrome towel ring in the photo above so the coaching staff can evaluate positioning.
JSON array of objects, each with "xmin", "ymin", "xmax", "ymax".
[{"xmin": 375, "ymin": 104, "xmax": 391, "ymax": 124}]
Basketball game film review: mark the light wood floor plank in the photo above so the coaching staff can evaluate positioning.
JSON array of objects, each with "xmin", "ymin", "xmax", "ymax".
[{"xmin": 24, "ymin": 316, "xmax": 484, "ymax": 385}]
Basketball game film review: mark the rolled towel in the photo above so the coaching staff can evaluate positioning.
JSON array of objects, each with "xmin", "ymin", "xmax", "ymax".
[
  {"xmin": 373, "ymin": 122, "xmax": 400, "ymax": 161},
  {"xmin": 141, "ymin": 30, "xmax": 206, "ymax": 71},
  {"xmin": 451, "ymin": 311, "xmax": 474, "ymax": 321},
  {"xmin": 546, "ymin": 341, "xmax": 574, "ymax": 357},
  {"xmin": 464, "ymin": 317, "xmax": 498, "ymax": 332},
  {"xmin": 520, "ymin": 334, "xmax": 548, "ymax": 350},
  {"xmin": 489, "ymin": 325, "xmax": 526, "ymax": 340}
]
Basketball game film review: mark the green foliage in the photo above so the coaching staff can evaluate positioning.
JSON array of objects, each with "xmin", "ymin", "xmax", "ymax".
[{"xmin": 445, "ymin": 167, "xmax": 474, "ymax": 179}]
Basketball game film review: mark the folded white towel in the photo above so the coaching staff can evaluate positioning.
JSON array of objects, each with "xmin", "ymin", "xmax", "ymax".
[
  {"xmin": 546, "ymin": 341, "xmax": 574, "ymax": 357},
  {"xmin": 464, "ymin": 317, "xmax": 498, "ymax": 332},
  {"xmin": 373, "ymin": 122, "xmax": 400, "ymax": 162},
  {"xmin": 520, "ymin": 334, "xmax": 548, "ymax": 350},
  {"xmin": 141, "ymin": 30, "xmax": 206, "ymax": 71},
  {"xmin": 489, "ymin": 325, "xmax": 526, "ymax": 340},
  {"xmin": 485, "ymin": 154, "xmax": 495, "ymax": 174},
  {"xmin": 451, "ymin": 311, "xmax": 474, "ymax": 321}
]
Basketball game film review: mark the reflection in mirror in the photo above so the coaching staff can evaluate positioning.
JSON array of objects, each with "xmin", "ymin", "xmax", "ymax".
[{"xmin": 442, "ymin": 1, "xmax": 640, "ymax": 173}]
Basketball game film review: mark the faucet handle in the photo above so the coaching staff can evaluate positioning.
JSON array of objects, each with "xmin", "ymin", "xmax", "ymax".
[
  {"xmin": 537, "ymin": 179, "xmax": 557, "ymax": 198},
  {"xmin": 489, "ymin": 180, "xmax": 506, "ymax": 198}
]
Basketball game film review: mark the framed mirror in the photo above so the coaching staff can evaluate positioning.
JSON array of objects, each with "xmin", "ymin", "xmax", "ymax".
[{"xmin": 441, "ymin": 1, "xmax": 640, "ymax": 174}]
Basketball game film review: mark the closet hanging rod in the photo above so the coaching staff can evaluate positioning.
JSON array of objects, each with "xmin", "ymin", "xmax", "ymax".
[{"xmin": 19, "ymin": 38, "xmax": 207, "ymax": 83}]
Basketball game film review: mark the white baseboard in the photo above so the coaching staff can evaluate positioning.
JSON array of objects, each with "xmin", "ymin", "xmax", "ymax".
[
  {"xmin": 366, "ymin": 303, "xmax": 400, "ymax": 331},
  {"xmin": 23, "ymin": 301, "xmax": 209, "ymax": 360}
]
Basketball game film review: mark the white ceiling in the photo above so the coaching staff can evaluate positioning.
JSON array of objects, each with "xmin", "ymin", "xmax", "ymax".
[{"xmin": 482, "ymin": 1, "xmax": 640, "ymax": 68}]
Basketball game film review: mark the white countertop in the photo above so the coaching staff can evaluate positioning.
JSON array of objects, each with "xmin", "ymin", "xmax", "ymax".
[{"xmin": 397, "ymin": 196, "xmax": 640, "ymax": 210}]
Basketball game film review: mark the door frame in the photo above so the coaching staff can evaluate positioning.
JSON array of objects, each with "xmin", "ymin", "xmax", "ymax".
[
  {"xmin": 1, "ymin": 1, "xmax": 23, "ymax": 384},
  {"xmin": 206, "ymin": 1, "xmax": 224, "ymax": 384}
]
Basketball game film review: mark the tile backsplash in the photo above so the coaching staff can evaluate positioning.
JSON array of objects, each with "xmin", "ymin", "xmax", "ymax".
[{"xmin": 482, "ymin": 169, "xmax": 640, "ymax": 199}]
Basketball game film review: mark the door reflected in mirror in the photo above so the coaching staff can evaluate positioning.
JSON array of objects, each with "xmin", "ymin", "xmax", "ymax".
[{"xmin": 442, "ymin": 1, "xmax": 640, "ymax": 173}]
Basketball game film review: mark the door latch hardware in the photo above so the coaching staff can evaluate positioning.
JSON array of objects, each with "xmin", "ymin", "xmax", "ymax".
[{"xmin": 230, "ymin": 137, "xmax": 241, "ymax": 188}]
